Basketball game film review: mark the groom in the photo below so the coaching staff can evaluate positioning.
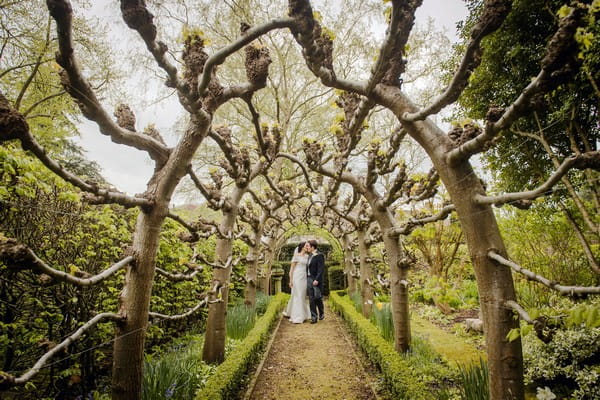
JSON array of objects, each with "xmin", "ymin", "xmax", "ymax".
[{"xmin": 306, "ymin": 239, "xmax": 325, "ymax": 324}]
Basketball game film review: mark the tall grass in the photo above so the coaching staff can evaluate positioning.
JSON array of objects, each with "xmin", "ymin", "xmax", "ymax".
[
  {"xmin": 457, "ymin": 357, "xmax": 489, "ymax": 400},
  {"xmin": 370, "ymin": 302, "xmax": 394, "ymax": 342},
  {"xmin": 255, "ymin": 291, "xmax": 271, "ymax": 315},
  {"xmin": 142, "ymin": 336, "xmax": 215, "ymax": 400},
  {"xmin": 226, "ymin": 303, "xmax": 257, "ymax": 340},
  {"xmin": 350, "ymin": 291, "xmax": 363, "ymax": 314}
]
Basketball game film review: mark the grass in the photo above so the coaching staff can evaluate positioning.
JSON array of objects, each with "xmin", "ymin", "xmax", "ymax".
[
  {"xmin": 142, "ymin": 336, "xmax": 217, "ymax": 400},
  {"xmin": 370, "ymin": 302, "xmax": 394, "ymax": 343},
  {"xmin": 457, "ymin": 357, "xmax": 489, "ymax": 400},
  {"xmin": 226, "ymin": 303, "xmax": 257, "ymax": 340},
  {"xmin": 411, "ymin": 313, "xmax": 484, "ymax": 367}
]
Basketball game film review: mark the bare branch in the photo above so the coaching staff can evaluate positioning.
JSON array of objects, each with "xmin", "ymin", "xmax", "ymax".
[
  {"xmin": 389, "ymin": 204, "xmax": 455, "ymax": 237},
  {"xmin": 197, "ymin": 18, "xmax": 296, "ymax": 97},
  {"xmin": 403, "ymin": 0, "xmax": 512, "ymax": 121},
  {"xmin": 475, "ymin": 152, "xmax": 600, "ymax": 206},
  {"xmin": 0, "ymin": 237, "xmax": 132, "ymax": 285},
  {"xmin": 149, "ymin": 298, "xmax": 207, "ymax": 320},
  {"xmin": 0, "ymin": 312, "xmax": 123, "ymax": 389},
  {"xmin": 0, "ymin": 93, "xmax": 154, "ymax": 209},
  {"xmin": 276, "ymin": 153, "xmax": 315, "ymax": 191},
  {"xmin": 489, "ymin": 250, "xmax": 600, "ymax": 296},
  {"xmin": 196, "ymin": 254, "xmax": 233, "ymax": 270},
  {"xmin": 155, "ymin": 265, "xmax": 203, "ymax": 282},
  {"xmin": 46, "ymin": 0, "xmax": 170, "ymax": 163}
]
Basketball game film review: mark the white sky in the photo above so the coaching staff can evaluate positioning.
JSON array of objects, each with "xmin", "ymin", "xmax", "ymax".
[{"xmin": 76, "ymin": 0, "xmax": 468, "ymax": 197}]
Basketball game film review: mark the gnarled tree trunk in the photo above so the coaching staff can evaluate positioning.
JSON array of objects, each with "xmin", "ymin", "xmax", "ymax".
[{"xmin": 356, "ymin": 229, "xmax": 373, "ymax": 318}]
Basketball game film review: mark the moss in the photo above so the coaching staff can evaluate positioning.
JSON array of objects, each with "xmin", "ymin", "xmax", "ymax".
[
  {"xmin": 195, "ymin": 292, "xmax": 289, "ymax": 400},
  {"xmin": 411, "ymin": 314, "xmax": 484, "ymax": 367},
  {"xmin": 329, "ymin": 291, "xmax": 433, "ymax": 399}
]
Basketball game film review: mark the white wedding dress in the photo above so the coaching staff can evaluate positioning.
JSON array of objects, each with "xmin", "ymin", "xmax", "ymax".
[{"xmin": 284, "ymin": 252, "xmax": 311, "ymax": 323}]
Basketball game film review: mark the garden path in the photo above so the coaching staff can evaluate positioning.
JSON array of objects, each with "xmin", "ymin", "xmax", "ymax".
[{"xmin": 244, "ymin": 302, "xmax": 382, "ymax": 400}]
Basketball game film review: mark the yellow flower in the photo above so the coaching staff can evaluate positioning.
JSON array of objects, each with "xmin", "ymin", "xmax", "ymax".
[{"xmin": 376, "ymin": 302, "xmax": 383, "ymax": 310}]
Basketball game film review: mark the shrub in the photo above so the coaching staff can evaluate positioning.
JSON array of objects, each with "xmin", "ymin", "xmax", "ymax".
[
  {"xmin": 522, "ymin": 326, "xmax": 600, "ymax": 399},
  {"xmin": 329, "ymin": 291, "xmax": 454, "ymax": 399},
  {"xmin": 196, "ymin": 293, "xmax": 288, "ymax": 400},
  {"xmin": 328, "ymin": 265, "xmax": 345, "ymax": 291}
]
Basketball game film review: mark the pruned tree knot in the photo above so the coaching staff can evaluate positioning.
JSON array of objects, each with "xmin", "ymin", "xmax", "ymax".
[
  {"xmin": 0, "ymin": 91, "xmax": 29, "ymax": 143},
  {"xmin": 485, "ymin": 106, "xmax": 504, "ymax": 123},
  {"xmin": 114, "ymin": 104, "xmax": 136, "ymax": 132},
  {"xmin": 245, "ymin": 44, "xmax": 272, "ymax": 86},
  {"xmin": 471, "ymin": 0, "xmax": 512, "ymax": 39},
  {"xmin": 120, "ymin": 0, "xmax": 157, "ymax": 42},
  {"xmin": 448, "ymin": 123, "xmax": 482, "ymax": 147},
  {"xmin": 573, "ymin": 151, "xmax": 600, "ymax": 171},
  {"xmin": 0, "ymin": 237, "xmax": 30, "ymax": 268},
  {"xmin": 143, "ymin": 124, "xmax": 166, "ymax": 145}
]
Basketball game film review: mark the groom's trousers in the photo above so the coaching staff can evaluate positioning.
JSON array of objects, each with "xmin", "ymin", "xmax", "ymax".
[{"xmin": 307, "ymin": 281, "xmax": 324, "ymax": 320}]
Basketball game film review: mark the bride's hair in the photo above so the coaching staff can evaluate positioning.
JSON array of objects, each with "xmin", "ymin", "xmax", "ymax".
[{"xmin": 293, "ymin": 241, "xmax": 306, "ymax": 256}]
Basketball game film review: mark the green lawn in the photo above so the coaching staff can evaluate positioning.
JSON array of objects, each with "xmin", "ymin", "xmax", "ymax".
[{"xmin": 411, "ymin": 314, "xmax": 484, "ymax": 367}]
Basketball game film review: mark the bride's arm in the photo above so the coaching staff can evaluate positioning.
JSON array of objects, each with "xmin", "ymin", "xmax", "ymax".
[{"xmin": 289, "ymin": 262, "xmax": 296, "ymax": 287}]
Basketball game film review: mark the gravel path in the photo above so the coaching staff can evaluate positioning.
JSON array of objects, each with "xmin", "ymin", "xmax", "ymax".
[{"xmin": 246, "ymin": 302, "xmax": 380, "ymax": 400}]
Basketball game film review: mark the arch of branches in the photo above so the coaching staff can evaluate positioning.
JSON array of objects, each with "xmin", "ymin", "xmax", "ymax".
[{"xmin": 0, "ymin": 1, "xmax": 598, "ymax": 400}]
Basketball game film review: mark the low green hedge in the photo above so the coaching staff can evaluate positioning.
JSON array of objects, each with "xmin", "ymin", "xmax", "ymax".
[
  {"xmin": 195, "ymin": 292, "xmax": 289, "ymax": 400},
  {"xmin": 329, "ymin": 290, "xmax": 433, "ymax": 399}
]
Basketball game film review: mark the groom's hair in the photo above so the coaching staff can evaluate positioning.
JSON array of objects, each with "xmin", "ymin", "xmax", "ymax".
[{"xmin": 308, "ymin": 239, "xmax": 318, "ymax": 250}]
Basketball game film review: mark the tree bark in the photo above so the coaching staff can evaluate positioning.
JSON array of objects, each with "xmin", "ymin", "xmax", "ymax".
[
  {"xmin": 372, "ymin": 83, "xmax": 524, "ymax": 399},
  {"xmin": 111, "ymin": 207, "xmax": 164, "ymax": 399},
  {"xmin": 202, "ymin": 189, "xmax": 244, "ymax": 364},
  {"xmin": 342, "ymin": 234, "xmax": 357, "ymax": 294},
  {"xmin": 244, "ymin": 214, "xmax": 267, "ymax": 307},
  {"xmin": 364, "ymin": 192, "xmax": 410, "ymax": 352},
  {"xmin": 356, "ymin": 229, "xmax": 373, "ymax": 318}
]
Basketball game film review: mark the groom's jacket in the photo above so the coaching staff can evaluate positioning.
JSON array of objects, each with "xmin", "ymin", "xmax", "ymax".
[{"xmin": 306, "ymin": 252, "xmax": 325, "ymax": 287}]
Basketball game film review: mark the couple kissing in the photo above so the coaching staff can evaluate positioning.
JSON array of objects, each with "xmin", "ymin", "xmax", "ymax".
[{"xmin": 284, "ymin": 240, "xmax": 325, "ymax": 324}]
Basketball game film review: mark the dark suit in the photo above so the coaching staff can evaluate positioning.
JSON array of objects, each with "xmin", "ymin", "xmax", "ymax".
[{"xmin": 306, "ymin": 252, "xmax": 325, "ymax": 320}]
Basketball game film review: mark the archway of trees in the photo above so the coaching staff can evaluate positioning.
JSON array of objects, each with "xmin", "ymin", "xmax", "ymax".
[{"xmin": 1, "ymin": 1, "xmax": 599, "ymax": 399}]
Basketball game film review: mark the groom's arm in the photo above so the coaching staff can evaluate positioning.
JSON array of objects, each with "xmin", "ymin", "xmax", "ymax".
[{"xmin": 314, "ymin": 254, "xmax": 325, "ymax": 283}]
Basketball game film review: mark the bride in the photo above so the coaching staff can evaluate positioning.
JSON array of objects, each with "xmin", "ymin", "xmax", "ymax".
[{"xmin": 284, "ymin": 242, "xmax": 311, "ymax": 323}]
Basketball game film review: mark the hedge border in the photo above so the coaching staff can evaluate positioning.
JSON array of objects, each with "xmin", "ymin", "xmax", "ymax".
[
  {"xmin": 329, "ymin": 290, "xmax": 432, "ymax": 399},
  {"xmin": 195, "ymin": 292, "xmax": 289, "ymax": 400}
]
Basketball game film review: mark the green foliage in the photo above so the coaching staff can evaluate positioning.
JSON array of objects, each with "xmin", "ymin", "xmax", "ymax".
[
  {"xmin": 349, "ymin": 290, "xmax": 363, "ymax": 314},
  {"xmin": 254, "ymin": 291, "xmax": 271, "ymax": 315},
  {"xmin": 371, "ymin": 302, "xmax": 394, "ymax": 343},
  {"xmin": 411, "ymin": 275, "xmax": 479, "ymax": 310},
  {"xmin": 457, "ymin": 358, "xmax": 489, "ymax": 400},
  {"xmin": 226, "ymin": 304, "xmax": 256, "ymax": 340},
  {"xmin": 499, "ymin": 206, "xmax": 599, "ymax": 310},
  {"xmin": 522, "ymin": 326, "xmax": 600, "ymax": 399},
  {"xmin": 196, "ymin": 293, "xmax": 289, "ymax": 400},
  {"xmin": 143, "ymin": 336, "xmax": 217, "ymax": 400},
  {"xmin": 327, "ymin": 265, "xmax": 345, "ymax": 291},
  {"xmin": 329, "ymin": 291, "xmax": 455, "ymax": 399}
]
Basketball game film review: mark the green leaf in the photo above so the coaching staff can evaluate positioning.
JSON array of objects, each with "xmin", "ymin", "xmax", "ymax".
[{"xmin": 506, "ymin": 328, "xmax": 520, "ymax": 342}]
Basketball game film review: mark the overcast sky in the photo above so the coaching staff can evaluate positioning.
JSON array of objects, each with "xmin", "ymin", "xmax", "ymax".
[{"xmin": 76, "ymin": 1, "xmax": 468, "ymax": 197}]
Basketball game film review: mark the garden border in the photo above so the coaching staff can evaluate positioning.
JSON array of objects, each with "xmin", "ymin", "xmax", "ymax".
[
  {"xmin": 328, "ymin": 290, "xmax": 433, "ymax": 399},
  {"xmin": 195, "ymin": 292, "xmax": 289, "ymax": 400}
]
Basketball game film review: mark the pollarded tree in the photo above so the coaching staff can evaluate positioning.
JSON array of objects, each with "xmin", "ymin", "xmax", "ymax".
[
  {"xmin": 0, "ymin": 0, "xmax": 284, "ymax": 397},
  {"xmin": 284, "ymin": 0, "xmax": 599, "ymax": 398}
]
